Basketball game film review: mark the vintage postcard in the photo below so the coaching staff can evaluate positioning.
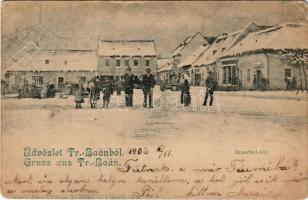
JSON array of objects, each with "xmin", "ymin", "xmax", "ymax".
[{"xmin": 1, "ymin": 1, "xmax": 308, "ymax": 199}]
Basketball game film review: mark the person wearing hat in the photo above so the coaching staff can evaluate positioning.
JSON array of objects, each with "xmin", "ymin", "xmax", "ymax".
[
  {"xmin": 203, "ymin": 70, "xmax": 217, "ymax": 107},
  {"xmin": 124, "ymin": 67, "xmax": 137, "ymax": 107},
  {"xmin": 102, "ymin": 77, "xmax": 114, "ymax": 109},
  {"xmin": 141, "ymin": 67, "xmax": 156, "ymax": 108}
]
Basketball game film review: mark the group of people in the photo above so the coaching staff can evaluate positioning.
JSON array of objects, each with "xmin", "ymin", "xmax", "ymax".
[
  {"xmin": 74, "ymin": 66, "xmax": 156, "ymax": 109},
  {"xmin": 180, "ymin": 71, "xmax": 217, "ymax": 107},
  {"xmin": 74, "ymin": 66, "xmax": 217, "ymax": 109}
]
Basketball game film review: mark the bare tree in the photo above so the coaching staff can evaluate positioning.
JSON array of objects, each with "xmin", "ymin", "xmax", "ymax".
[{"xmin": 280, "ymin": 49, "xmax": 308, "ymax": 94}]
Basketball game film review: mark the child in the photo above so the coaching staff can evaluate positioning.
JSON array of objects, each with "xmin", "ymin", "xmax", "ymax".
[{"xmin": 102, "ymin": 77, "xmax": 114, "ymax": 109}]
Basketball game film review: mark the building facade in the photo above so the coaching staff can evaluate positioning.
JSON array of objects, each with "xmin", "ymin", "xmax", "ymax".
[
  {"xmin": 219, "ymin": 23, "xmax": 308, "ymax": 90},
  {"xmin": 5, "ymin": 50, "xmax": 98, "ymax": 92},
  {"xmin": 97, "ymin": 40, "xmax": 158, "ymax": 80},
  {"xmin": 5, "ymin": 39, "xmax": 159, "ymax": 93}
]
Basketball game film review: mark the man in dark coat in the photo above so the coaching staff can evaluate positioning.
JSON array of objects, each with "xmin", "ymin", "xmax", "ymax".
[
  {"xmin": 102, "ymin": 77, "xmax": 114, "ymax": 109},
  {"xmin": 124, "ymin": 67, "xmax": 137, "ymax": 107},
  {"xmin": 142, "ymin": 67, "xmax": 156, "ymax": 108},
  {"xmin": 203, "ymin": 71, "xmax": 217, "ymax": 106}
]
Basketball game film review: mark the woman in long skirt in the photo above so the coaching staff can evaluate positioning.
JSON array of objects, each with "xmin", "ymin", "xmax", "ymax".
[
  {"xmin": 180, "ymin": 73, "xmax": 191, "ymax": 106},
  {"xmin": 74, "ymin": 83, "xmax": 84, "ymax": 109}
]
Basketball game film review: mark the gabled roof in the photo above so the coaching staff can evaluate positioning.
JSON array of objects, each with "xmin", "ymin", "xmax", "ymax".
[
  {"xmin": 223, "ymin": 23, "xmax": 308, "ymax": 57},
  {"xmin": 2, "ymin": 23, "xmax": 98, "ymax": 77},
  {"xmin": 193, "ymin": 31, "xmax": 241, "ymax": 66},
  {"xmin": 6, "ymin": 50, "xmax": 97, "ymax": 72},
  {"xmin": 193, "ymin": 22, "xmax": 270, "ymax": 66},
  {"xmin": 157, "ymin": 63, "xmax": 173, "ymax": 73},
  {"xmin": 171, "ymin": 32, "xmax": 208, "ymax": 56},
  {"xmin": 178, "ymin": 44, "xmax": 209, "ymax": 68},
  {"xmin": 98, "ymin": 40, "xmax": 157, "ymax": 57}
]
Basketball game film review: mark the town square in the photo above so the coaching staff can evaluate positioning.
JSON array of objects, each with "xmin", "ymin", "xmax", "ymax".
[{"xmin": 1, "ymin": 1, "xmax": 307, "ymax": 199}]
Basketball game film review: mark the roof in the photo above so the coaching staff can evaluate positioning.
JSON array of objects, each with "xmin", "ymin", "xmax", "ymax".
[
  {"xmin": 193, "ymin": 22, "xmax": 271, "ymax": 66},
  {"xmin": 6, "ymin": 50, "xmax": 97, "ymax": 72},
  {"xmin": 223, "ymin": 23, "xmax": 308, "ymax": 57},
  {"xmin": 98, "ymin": 40, "xmax": 157, "ymax": 57},
  {"xmin": 157, "ymin": 58, "xmax": 173, "ymax": 68},
  {"xmin": 171, "ymin": 32, "xmax": 208, "ymax": 56},
  {"xmin": 178, "ymin": 45, "xmax": 209, "ymax": 68},
  {"xmin": 194, "ymin": 31, "xmax": 241, "ymax": 66},
  {"xmin": 157, "ymin": 63, "xmax": 173, "ymax": 73}
]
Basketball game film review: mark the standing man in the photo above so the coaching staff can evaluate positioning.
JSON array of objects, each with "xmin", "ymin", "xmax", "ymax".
[
  {"xmin": 124, "ymin": 67, "xmax": 136, "ymax": 107},
  {"xmin": 203, "ymin": 71, "xmax": 217, "ymax": 107},
  {"xmin": 142, "ymin": 67, "xmax": 156, "ymax": 108},
  {"xmin": 102, "ymin": 77, "xmax": 114, "ymax": 109}
]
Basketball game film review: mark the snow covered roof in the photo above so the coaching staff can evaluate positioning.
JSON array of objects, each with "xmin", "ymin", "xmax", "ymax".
[
  {"xmin": 223, "ymin": 23, "xmax": 308, "ymax": 57},
  {"xmin": 171, "ymin": 32, "xmax": 208, "ymax": 56},
  {"xmin": 157, "ymin": 63, "xmax": 173, "ymax": 73},
  {"xmin": 178, "ymin": 45, "xmax": 209, "ymax": 68},
  {"xmin": 98, "ymin": 40, "xmax": 157, "ymax": 57},
  {"xmin": 193, "ymin": 22, "xmax": 272, "ymax": 66},
  {"xmin": 193, "ymin": 31, "xmax": 240, "ymax": 66},
  {"xmin": 6, "ymin": 50, "xmax": 97, "ymax": 72}
]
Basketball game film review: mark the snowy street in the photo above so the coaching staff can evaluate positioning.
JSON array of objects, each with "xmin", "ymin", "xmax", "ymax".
[{"xmin": 2, "ymin": 87, "xmax": 307, "ymax": 145}]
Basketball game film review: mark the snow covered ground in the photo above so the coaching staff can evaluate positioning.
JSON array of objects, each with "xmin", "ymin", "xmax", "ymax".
[
  {"xmin": 2, "ymin": 86, "xmax": 307, "ymax": 198},
  {"xmin": 2, "ymin": 86, "xmax": 307, "ymax": 153}
]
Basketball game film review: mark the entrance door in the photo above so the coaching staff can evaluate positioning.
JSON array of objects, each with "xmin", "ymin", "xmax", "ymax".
[{"xmin": 255, "ymin": 69, "xmax": 262, "ymax": 89}]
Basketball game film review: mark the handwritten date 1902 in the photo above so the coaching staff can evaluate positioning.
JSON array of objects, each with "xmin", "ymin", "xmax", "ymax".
[{"xmin": 128, "ymin": 147, "xmax": 148, "ymax": 155}]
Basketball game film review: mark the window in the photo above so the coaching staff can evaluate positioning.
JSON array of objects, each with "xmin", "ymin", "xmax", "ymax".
[
  {"xmin": 105, "ymin": 59, "xmax": 110, "ymax": 67},
  {"xmin": 145, "ymin": 60, "xmax": 150, "ymax": 67},
  {"xmin": 223, "ymin": 67, "xmax": 227, "ymax": 84},
  {"xmin": 134, "ymin": 60, "xmax": 139, "ymax": 67},
  {"xmin": 285, "ymin": 68, "xmax": 291, "ymax": 78},
  {"xmin": 247, "ymin": 69, "xmax": 250, "ymax": 81},
  {"xmin": 33, "ymin": 76, "xmax": 43, "ymax": 86},
  {"xmin": 116, "ymin": 59, "xmax": 121, "ymax": 67},
  {"xmin": 125, "ymin": 60, "xmax": 129, "ymax": 67},
  {"xmin": 222, "ymin": 48, "xmax": 226, "ymax": 52},
  {"xmin": 213, "ymin": 50, "xmax": 217, "ymax": 55},
  {"xmin": 223, "ymin": 66, "xmax": 236, "ymax": 84},
  {"xmin": 45, "ymin": 59, "xmax": 49, "ymax": 64},
  {"xmin": 228, "ymin": 67, "xmax": 232, "ymax": 84}
]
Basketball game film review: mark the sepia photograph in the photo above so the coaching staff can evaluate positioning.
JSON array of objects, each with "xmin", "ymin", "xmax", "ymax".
[{"xmin": 1, "ymin": 1, "xmax": 308, "ymax": 199}]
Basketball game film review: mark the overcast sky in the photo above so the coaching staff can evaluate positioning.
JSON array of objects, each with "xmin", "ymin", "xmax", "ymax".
[{"xmin": 2, "ymin": 1, "xmax": 307, "ymax": 55}]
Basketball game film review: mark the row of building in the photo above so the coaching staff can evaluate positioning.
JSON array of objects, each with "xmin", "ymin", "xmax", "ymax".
[
  {"xmin": 4, "ymin": 22, "xmax": 308, "ymax": 92},
  {"xmin": 4, "ymin": 36, "xmax": 158, "ymax": 92},
  {"xmin": 157, "ymin": 22, "xmax": 308, "ymax": 90}
]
